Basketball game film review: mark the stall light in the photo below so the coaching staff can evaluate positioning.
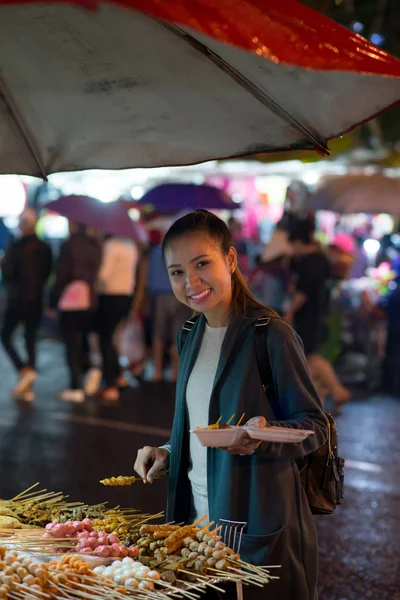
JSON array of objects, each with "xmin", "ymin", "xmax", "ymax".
[
  {"xmin": 301, "ymin": 171, "xmax": 320, "ymax": 186},
  {"xmin": 352, "ymin": 21, "xmax": 364, "ymax": 33},
  {"xmin": 192, "ymin": 174, "xmax": 205, "ymax": 185},
  {"xmin": 232, "ymin": 193, "xmax": 243, "ymax": 204},
  {"xmin": 130, "ymin": 186, "xmax": 144, "ymax": 200},
  {"xmin": 370, "ymin": 33, "xmax": 385, "ymax": 46},
  {"xmin": 390, "ymin": 234, "xmax": 400, "ymax": 247},
  {"xmin": 128, "ymin": 208, "xmax": 141, "ymax": 221},
  {"xmin": 363, "ymin": 238, "xmax": 380, "ymax": 257}
]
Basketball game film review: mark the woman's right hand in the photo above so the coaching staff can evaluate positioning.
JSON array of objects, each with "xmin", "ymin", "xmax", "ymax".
[{"xmin": 134, "ymin": 446, "xmax": 169, "ymax": 483}]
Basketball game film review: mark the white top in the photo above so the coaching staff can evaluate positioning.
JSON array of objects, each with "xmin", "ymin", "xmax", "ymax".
[
  {"xmin": 186, "ymin": 323, "xmax": 228, "ymax": 523},
  {"xmin": 97, "ymin": 237, "xmax": 138, "ymax": 295}
]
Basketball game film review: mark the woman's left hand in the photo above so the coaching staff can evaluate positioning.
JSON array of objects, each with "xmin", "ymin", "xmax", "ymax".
[{"xmin": 224, "ymin": 416, "xmax": 267, "ymax": 455}]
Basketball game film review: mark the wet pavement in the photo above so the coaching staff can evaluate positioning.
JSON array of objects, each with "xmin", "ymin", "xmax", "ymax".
[{"xmin": 0, "ymin": 335, "xmax": 399, "ymax": 600}]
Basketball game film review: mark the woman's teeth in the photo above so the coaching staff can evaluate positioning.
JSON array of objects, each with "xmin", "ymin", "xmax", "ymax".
[{"xmin": 190, "ymin": 289, "xmax": 211, "ymax": 301}]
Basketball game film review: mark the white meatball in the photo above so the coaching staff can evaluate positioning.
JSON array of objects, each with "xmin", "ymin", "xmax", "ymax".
[
  {"xmin": 125, "ymin": 578, "xmax": 139, "ymax": 589},
  {"xmin": 139, "ymin": 580, "xmax": 154, "ymax": 591}
]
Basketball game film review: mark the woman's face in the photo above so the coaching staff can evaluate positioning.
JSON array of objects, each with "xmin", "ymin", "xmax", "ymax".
[{"xmin": 164, "ymin": 232, "xmax": 237, "ymax": 326}]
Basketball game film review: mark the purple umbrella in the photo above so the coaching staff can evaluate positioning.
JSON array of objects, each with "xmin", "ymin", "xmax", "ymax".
[
  {"xmin": 46, "ymin": 195, "xmax": 148, "ymax": 243},
  {"xmin": 137, "ymin": 183, "xmax": 239, "ymax": 213}
]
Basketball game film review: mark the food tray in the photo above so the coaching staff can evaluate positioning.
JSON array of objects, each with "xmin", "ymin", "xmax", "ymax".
[
  {"xmin": 191, "ymin": 426, "xmax": 314, "ymax": 447},
  {"xmin": 190, "ymin": 427, "xmax": 246, "ymax": 448}
]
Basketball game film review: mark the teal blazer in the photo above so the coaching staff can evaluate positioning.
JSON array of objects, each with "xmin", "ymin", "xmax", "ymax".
[{"xmin": 167, "ymin": 308, "xmax": 327, "ymax": 600}]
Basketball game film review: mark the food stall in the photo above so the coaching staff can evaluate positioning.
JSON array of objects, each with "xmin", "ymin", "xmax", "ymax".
[{"xmin": 0, "ymin": 483, "xmax": 278, "ymax": 600}]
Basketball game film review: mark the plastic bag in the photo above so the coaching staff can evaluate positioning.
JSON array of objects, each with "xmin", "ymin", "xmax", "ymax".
[{"xmin": 116, "ymin": 320, "xmax": 146, "ymax": 365}]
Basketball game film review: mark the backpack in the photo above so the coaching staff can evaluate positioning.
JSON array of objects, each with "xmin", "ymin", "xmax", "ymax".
[{"xmin": 180, "ymin": 315, "xmax": 345, "ymax": 515}]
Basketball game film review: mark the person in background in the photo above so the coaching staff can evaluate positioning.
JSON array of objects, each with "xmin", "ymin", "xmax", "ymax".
[
  {"xmin": 286, "ymin": 222, "xmax": 351, "ymax": 406},
  {"xmin": 95, "ymin": 235, "xmax": 139, "ymax": 401},
  {"xmin": 1, "ymin": 208, "xmax": 52, "ymax": 401},
  {"xmin": 376, "ymin": 275, "xmax": 400, "ymax": 395},
  {"xmin": 248, "ymin": 225, "xmax": 292, "ymax": 315},
  {"xmin": 50, "ymin": 221, "xmax": 102, "ymax": 403},
  {"xmin": 146, "ymin": 229, "xmax": 191, "ymax": 381}
]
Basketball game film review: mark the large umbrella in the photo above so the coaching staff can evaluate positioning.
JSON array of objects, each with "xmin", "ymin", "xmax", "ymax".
[
  {"xmin": 46, "ymin": 195, "xmax": 148, "ymax": 242},
  {"xmin": 0, "ymin": 0, "xmax": 400, "ymax": 178},
  {"xmin": 137, "ymin": 183, "xmax": 239, "ymax": 212},
  {"xmin": 305, "ymin": 175, "xmax": 400, "ymax": 215}
]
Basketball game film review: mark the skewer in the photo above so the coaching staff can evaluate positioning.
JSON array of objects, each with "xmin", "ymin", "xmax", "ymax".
[
  {"xmin": 192, "ymin": 516, "xmax": 207, "ymax": 527},
  {"xmin": 236, "ymin": 413, "xmax": 246, "ymax": 427},
  {"xmin": 10, "ymin": 482, "xmax": 41, "ymax": 501},
  {"xmin": 214, "ymin": 567, "xmax": 264, "ymax": 588},
  {"xmin": 18, "ymin": 583, "xmax": 52, "ymax": 597},
  {"xmin": 226, "ymin": 414, "xmax": 236, "ymax": 426},
  {"xmin": 216, "ymin": 416, "xmax": 223, "ymax": 426},
  {"xmin": 179, "ymin": 570, "xmax": 225, "ymax": 593},
  {"xmin": 156, "ymin": 578, "xmax": 201, "ymax": 599},
  {"xmin": 223, "ymin": 565, "xmax": 271, "ymax": 586}
]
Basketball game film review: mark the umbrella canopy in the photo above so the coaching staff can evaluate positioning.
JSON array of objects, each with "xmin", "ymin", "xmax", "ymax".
[
  {"xmin": 0, "ymin": 0, "xmax": 400, "ymax": 178},
  {"xmin": 46, "ymin": 195, "xmax": 148, "ymax": 242},
  {"xmin": 305, "ymin": 175, "xmax": 400, "ymax": 215},
  {"xmin": 137, "ymin": 183, "xmax": 239, "ymax": 212}
]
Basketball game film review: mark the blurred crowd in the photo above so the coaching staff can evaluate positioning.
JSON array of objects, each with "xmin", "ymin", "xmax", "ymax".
[{"xmin": 0, "ymin": 206, "xmax": 399, "ymax": 405}]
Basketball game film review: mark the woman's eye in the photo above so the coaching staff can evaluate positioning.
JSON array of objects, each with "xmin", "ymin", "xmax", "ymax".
[
  {"xmin": 197, "ymin": 261, "xmax": 209, "ymax": 268},
  {"xmin": 171, "ymin": 269, "xmax": 183, "ymax": 277}
]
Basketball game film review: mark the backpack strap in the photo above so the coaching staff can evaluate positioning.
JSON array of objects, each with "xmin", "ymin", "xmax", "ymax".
[
  {"xmin": 254, "ymin": 316, "xmax": 273, "ymax": 394},
  {"xmin": 178, "ymin": 315, "xmax": 200, "ymax": 353},
  {"xmin": 254, "ymin": 316, "xmax": 285, "ymax": 420}
]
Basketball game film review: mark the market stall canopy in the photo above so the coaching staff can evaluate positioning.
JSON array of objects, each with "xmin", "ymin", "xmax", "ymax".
[
  {"xmin": 137, "ymin": 183, "xmax": 238, "ymax": 212},
  {"xmin": 1, "ymin": 0, "xmax": 400, "ymax": 178},
  {"xmin": 305, "ymin": 175, "xmax": 400, "ymax": 215},
  {"xmin": 46, "ymin": 195, "xmax": 148, "ymax": 242}
]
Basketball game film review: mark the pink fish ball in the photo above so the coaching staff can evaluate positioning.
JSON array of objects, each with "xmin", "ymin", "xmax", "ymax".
[
  {"xmin": 66, "ymin": 523, "xmax": 77, "ymax": 536},
  {"xmin": 77, "ymin": 538, "xmax": 90, "ymax": 549},
  {"xmin": 45, "ymin": 522, "xmax": 55, "ymax": 530},
  {"xmin": 73, "ymin": 521, "xmax": 85, "ymax": 532},
  {"xmin": 80, "ymin": 547, "xmax": 93, "ymax": 554},
  {"xmin": 53, "ymin": 524, "xmax": 67, "ymax": 538},
  {"xmin": 98, "ymin": 536, "xmax": 108, "ymax": 546},
  {"xmin": 119, "ymin": 546, "xmax": 129, "ymax": 558},
  {"xmin": 77, "ymin": 531, "xmax": 89, "ymax": 539},
  {"xmin": 43, "ymin": 532, "xmax": 52, "ymax": 538},
  {"xmin": 110, "ymin": 544, "xmax": 121, "ymax": 557},
  {"xmin": 88, "ymin": 537, "xmax": 99, "ymax": 550},
  {"xmin": 82, "ymin": 518, "xmax": 93, "ymax": 531},
  {"xmin": 108, "ymin": 534, "xmax": 119, "ymax": 545},
  {"xmin": 96, "ymin": 545, "xmax": 110, "ymax": 558}
]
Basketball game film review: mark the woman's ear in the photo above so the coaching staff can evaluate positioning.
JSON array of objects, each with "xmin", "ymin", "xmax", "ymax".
[{"xmin": 227, "ymin": 246, "xmax": 237, "ymax": 273}]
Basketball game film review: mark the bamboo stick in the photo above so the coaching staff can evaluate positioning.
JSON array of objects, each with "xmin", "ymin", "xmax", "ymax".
[
  {"xmin": 10, "ymin": 482, "xmax": 41, "ymax": 501},
  {"xmin": 179, "ymin": 570, "xmax": 225, "ymax": 593},
  {"xmin": 236, "ymin": 413, "xmax": 246, "ymax": 427},
  {"xmin": 226, "ymin": 414, "xmax": 236, "ymax": 426}
]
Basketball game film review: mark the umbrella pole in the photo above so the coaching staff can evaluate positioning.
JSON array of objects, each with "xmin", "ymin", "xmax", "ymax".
[{"xmin": 0, "ymin": 74, "xmax": 48, "ymax": 180}]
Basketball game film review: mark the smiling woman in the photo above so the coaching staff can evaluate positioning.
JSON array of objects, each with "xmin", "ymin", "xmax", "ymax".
[
  {"xmin": 135, "ymin": 210, "xmax": 328, "ymax": 600},
  {"xmin": 162, "ymin": 210, "xmax": 267, "ymax": 326}
]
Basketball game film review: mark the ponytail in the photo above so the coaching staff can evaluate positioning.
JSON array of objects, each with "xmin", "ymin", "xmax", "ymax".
[{"xmin": 231, "ymin": 268, "xmax": 272, "ymax": 315}]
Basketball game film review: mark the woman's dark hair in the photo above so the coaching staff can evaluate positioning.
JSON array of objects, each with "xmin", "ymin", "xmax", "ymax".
[{"xmin": 162, "ymin": 210, "xmax": 268, "ymax": 315}]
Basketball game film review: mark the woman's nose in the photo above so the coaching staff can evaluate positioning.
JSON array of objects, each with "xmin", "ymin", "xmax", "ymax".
[{"xmin": 185, "ymin": 270, "xmax": 200, "ymax": 288}]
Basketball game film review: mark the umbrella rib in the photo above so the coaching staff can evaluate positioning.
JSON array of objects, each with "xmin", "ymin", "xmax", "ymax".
[
  {"xmin": 160, "ymin": 21, "xmax": 330, "ymax": 156},
  {"xmin": 0, "ymin": 72, "xmax": 48, "ymax": 180}
]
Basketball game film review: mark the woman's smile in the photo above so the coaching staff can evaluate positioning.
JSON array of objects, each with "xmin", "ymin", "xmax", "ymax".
[{"xmin": 188, "ymin": 288, "xmax": 212, "ymax": 304}]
